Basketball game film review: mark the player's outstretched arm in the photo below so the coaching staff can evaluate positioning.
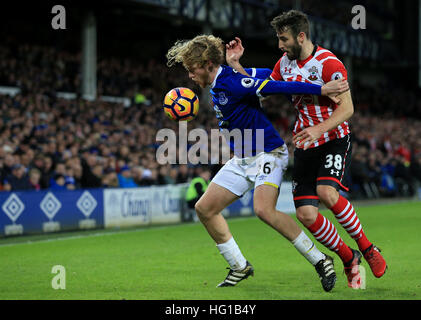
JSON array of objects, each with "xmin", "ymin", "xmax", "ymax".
[{"xmin": 257, "ymin": 79, "xmax": 323, "ymax": 97}]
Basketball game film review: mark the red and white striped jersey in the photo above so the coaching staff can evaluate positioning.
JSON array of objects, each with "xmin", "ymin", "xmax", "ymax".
[{"xmin": 270, "ymin": 45, "xmax": 350, "ymax": 149}]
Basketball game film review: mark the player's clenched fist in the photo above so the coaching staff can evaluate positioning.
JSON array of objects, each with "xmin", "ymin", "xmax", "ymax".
[{"xmin": 226, "ymin": 37, "xmax": 244, "ymax": 65}]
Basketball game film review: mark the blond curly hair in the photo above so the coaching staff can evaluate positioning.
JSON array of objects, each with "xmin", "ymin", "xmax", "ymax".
[{"xmin": 166, "ymin": 34, "xmax": 225, "ymax": 70}]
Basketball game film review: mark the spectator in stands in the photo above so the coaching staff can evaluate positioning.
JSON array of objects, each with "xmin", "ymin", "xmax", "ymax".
[
  {"xmin": 349, "ymin": 147, "xmax": 371, "ymax": 198},
  {"xmin": 28, "ymin": 168, "xmax": 41, "ymax": 190},
  {"xmin": 157, "ymin": 165, "xmax": 175, "ymax": 185},
  {"xmin": 3, "ymin": 164, "xmax": 31, "ymax": 191},
  {"xmin": 184, "ymin": 167, "xmax": 211, "ymax": 221},
  {"xmin": 41, "ymin": 156, "xmax": 54, "ymax": 189},
  {"xmin": 49, "ymin": 173, "xmax": 66, "ymax": 190},
  {"xmin": 102, "ymin": 168, "xmax": 119, "ymax": 188},
  {"xmin": 394, "ymin": 155, "xmax": 414, "ymax": 196},
  {"xmin": 1, "ymin": 153, "xmax": 15, "ymax": 183},
  {"xmin": 176, "ymin": 164, "xmax": 190, "ymax": 184},
  {"xmin": 64, "ymin": 165, "xmax": 79, "ymax": 189},
  {"xmin": 80, "ymin": 154, "xmax": 103, "ymax": 188},
  {"xmin": 379, "ymin": 156, "xmax": 397, "ymax": 197},
  {"xmin": 410, "ymin": 154, "xmax": 421, "ymax": 188},
  {"xmin": 117, "ymin": 165, "xmax": 138, "ymax": 188}
]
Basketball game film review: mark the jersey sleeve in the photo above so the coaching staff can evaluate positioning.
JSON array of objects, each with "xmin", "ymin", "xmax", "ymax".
[
  {"xmin": 257, "ymin": 79, "xmax": 322, "ymax": 97},
  {"xmin": 270, "ymin": 58, "xmax": 283, "ymax": 81},
  {"xmin": 243, "ymin": 67, "xmax": 273, "ymax": 79},
  {"xmin": 227, "ymin": 74, "xmax": 321, "ymax": 98},
  {"xmin": 321, "ymin": 58, "xmax": 348, "ymax": 83}
]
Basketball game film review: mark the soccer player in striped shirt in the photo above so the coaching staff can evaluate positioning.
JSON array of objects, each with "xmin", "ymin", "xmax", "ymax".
[{"xmin": 226, "ymin": 10, "xmax": 387, "ymax": 288}]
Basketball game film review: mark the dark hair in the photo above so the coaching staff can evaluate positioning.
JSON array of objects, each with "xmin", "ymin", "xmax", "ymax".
[{"xmin": 270, "ymin": 10, "xmax": 310, "ymax": 39}]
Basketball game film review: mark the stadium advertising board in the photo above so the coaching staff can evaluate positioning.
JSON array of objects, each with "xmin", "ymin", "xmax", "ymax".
[
  {"xmin": 103, "ymin": 188, "xmax": 152, "ymax": 228},
  {"xmin": 0, "ymin": 189, "xmax": 103, "ymax": 236},
  {"xmin": 103, "ymin": 184, "xmax": 185, "ymax": 228},
  {"xmin": 0, "ymin": 183, "xmax": 294, "ymax": 237}
]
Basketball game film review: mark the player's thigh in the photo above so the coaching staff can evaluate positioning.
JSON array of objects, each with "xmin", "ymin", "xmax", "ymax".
[
  {"xmin": 196, "ymin": 161, "xmax": 249, "ymax": 216},
  {"xmin": 211, "ymin": 158, "xmax": 252, "ymax": 198},
  {"xmin": 253, "ymin": 147, "xmax": 288, "ymax": 190},
  {"xmin": 252, "ymin": 150, "xmax": 288, "ymax": 214},
  {"xmin": 317, "ymin": 135, "xmax": 352, "ymax": 195},
  {"xmin": 253, "ymin": 184, "xmax": 278, "ymax": 216},
  {"xmin": 195, "ymin": 182, "xmax": 239, "ymax": 217},
  {"xmin": 292, "ymin": 147, "xmax": 321, "ymax": 209}
]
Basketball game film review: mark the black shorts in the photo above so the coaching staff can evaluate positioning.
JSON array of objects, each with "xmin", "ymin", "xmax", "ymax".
[{"xmin": 292, "ymin": 135, "xmax": 352, "ymax": 208}]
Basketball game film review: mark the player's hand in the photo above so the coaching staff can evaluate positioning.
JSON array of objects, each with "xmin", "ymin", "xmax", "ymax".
[
  {"xmin": 293, "ymin": 126, "xmax": 324, "ymax": 150},
  {"xmin": 321, "ymin": 78, "xmax": 349, "ymax": 104},
  {"xmin": 226, "ymin": 37, "xmax": 244, "ymax": 66}
]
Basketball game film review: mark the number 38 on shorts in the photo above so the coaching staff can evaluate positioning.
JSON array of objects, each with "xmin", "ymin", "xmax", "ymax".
[
  {"xmin": 324, "ymin": 154, "xmax": 343, "ymax": 171},
  {"xmin": 317, "ymin": 149, "xmax": 350, "ymax": 191}
]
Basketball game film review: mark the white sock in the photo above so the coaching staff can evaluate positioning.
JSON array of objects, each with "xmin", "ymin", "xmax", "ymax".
[
  {"xmin": 291, "ymin": 231, "xmax": 326, "ymax": 266},
  {"xmin": 216, "ymin": 237, "xmax": 247, "ymax": 271}
]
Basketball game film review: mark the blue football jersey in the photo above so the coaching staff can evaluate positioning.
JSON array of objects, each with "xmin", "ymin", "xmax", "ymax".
[{"xmin": 210, "ymin": 65, "xmax": 282, "ymax": 157}]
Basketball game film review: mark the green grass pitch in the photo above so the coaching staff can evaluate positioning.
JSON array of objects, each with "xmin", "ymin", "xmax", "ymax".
[{"xmin": 0, "ymin": 201, "xmax": 420, "ymax": 300}]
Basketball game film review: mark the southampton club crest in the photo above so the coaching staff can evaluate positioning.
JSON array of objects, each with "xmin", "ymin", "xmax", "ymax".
[{"xmin": 308, "ymin": 66, "xmax": 318, "ymax": 81}]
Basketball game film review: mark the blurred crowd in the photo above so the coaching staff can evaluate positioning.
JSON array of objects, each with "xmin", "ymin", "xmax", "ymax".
[
  {"xmin": 0, "ymin": 42, "xmax": 420, "ymax": 200},
  {"xmin": 347, "ymin": 114, "xmax": 421, "ymax": 198}
]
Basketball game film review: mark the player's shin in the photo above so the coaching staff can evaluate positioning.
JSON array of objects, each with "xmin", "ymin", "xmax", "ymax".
[
  {"xmin": 292, "ymin": 230, "xmax": 337, "ymax": 292},
  {"xmin": 329, "ymin": 195, "xmax": 372, "ymax": 252},
  {"xmin": 291, "ymin": 230, "xmax": 325, "ymax": 265},
  {"xmin": 216, "ymin": 236, "xmax": 247, "ymax": 271},
  {"xmin": 305, "ymin": 211, "xmax": 354, "ymax": 264}
]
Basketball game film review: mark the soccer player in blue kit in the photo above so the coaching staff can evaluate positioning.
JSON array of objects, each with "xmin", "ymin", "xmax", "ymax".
[{"xmin": 166, "ymin": 35, "xmax": 348, "ymax": 291}]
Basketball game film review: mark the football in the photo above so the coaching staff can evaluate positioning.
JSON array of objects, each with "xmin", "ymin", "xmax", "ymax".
[{"xmin": 163, "ymin": 87, "xmax": 199, "ymax": 121}]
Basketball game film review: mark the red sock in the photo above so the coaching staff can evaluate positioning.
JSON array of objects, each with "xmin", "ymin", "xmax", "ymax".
[
  {"xmin": 308, "ymin": 212, "xmax": 353, "ymax": 263},
  {"xmin": 330, "ymin": 195, "xmax": 372, "ymax": 252}
]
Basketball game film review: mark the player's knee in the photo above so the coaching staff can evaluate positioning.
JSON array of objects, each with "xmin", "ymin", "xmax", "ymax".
[
  {"xmin": 254, "ymin": 205, "xmax": 272, "ymax": 223},
  {"xmin": 295, "ymin": 207, "xmax": 317, "ymax": 227},
  {"xmin": 316, "ymin": 185, "xmax": 339, "ymax": 208},
  {"xmin": 194, "ymin": 200, "xmax": 214, "ymax": 222}
]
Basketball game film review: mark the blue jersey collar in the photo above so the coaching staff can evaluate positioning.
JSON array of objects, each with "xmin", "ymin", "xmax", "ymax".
[{"xmin": 210, "ymin": 65, "xmax": 223, "ymax": 89}]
